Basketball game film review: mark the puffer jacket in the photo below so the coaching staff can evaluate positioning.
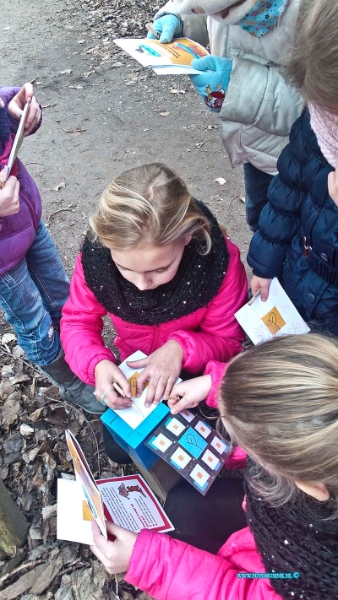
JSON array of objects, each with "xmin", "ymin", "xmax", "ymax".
[
  {"xmin": 126, "ymin": 525, "xmax": 282, "ymax": 600},
  {"xmin": 0, "ymin": 86, "xmax": 42, "ymax": 276},
  {"xmin": 156, "ymin": 0, "xmax": 303, "ymax": 174},
  {"xmin": 125, "ymin": 358, "xmax": 280, "ymax": 599},
  {"xmin": 248, "ymin": 109, "xmax": 338, "ymax": 322},
  {"xmin": 60, "ymin": 238, "xmax": 248, "ymax": 385}
]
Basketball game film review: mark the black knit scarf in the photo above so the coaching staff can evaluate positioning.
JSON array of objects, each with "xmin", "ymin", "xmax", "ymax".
[
  {"xmin": 245, "ymin": 463, "xmax": 338, "ymax": 600},
  {"xmin": 81, "ymin": 200, "xmax": 229, "ymax": 325}
]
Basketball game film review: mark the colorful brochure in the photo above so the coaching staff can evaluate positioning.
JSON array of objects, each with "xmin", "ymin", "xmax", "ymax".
[
  {"xmin": 114, "ymin": 37, "xmax": 209, "ymax": 74},
  {"xmin": 57, "ymin": 430, "xmax": 174, "ymax": 545}
]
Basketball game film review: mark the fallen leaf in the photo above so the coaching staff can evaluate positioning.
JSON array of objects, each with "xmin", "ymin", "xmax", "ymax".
[
  {"xmin": 1, "ymin": 562, "xmax": 46, "ymax": 600},
  {"xmin": 1, "ymin": 391, "xmax": 22, "ymax": 427},
  {"xmin": 2, "ymin": 333, "xmax": 16, "ymax": 344},
  {"xmin": 9, "ymin": 373, "xmax": 31, "ymax": 385},
  {"xmin": 62, "ymin": 127, "xmax": 86, "ymax": 134},
  {"xmin": 52, "ymin": 182, "xmax": 66, "ymax": 191},
  {"xmin": 12, "ymin": 345, "xmax": 25, "ymax": 358},
  {"xmin": 20, "ymin": 423, "xmax": 35, "ymax": 437},
  {"xmin": 28, "ymin": 407, "xmax": 45, "ymax": 422},
  {"xmin": 215, "ymin": 177, "xmax": 227, "ymax": 186}
]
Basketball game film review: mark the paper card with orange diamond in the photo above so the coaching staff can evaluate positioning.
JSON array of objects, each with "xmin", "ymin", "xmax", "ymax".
[{"xmin": 235, "ymin": 278, "xmax": 310, "ymax": 345}]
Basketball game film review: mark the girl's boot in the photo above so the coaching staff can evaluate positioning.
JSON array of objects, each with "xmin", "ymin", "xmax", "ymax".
[{"xmin": 40, "ymin": 350, "xmax": 105, "ymax": 415}]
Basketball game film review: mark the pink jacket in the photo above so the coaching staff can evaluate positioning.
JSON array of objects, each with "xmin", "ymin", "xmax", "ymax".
[
  {"xmin": 125, "ymin": 360, "xmax": 282, "ymax": 600},
  {"xmin": 126, "ymin": 526, "xmax": 281, "ymax": 600},
  {"xmin": 61, "ymin": 238, "xmax": 248, "ymax": 385}
]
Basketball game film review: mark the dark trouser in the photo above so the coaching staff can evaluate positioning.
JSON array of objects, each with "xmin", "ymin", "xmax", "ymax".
[
  {"xmin": 103, "ymin": 423, "xmax": 133, "ymax": 464},
  {"xmin": 243, "ymin": 163, "xmax": 274, "ymax": 232},
  {"xmin": 165, "ymin": 475, "xmax": 247, "ymax": 553}
]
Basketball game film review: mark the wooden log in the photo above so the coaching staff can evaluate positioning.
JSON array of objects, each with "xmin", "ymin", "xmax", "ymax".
[{"xmin": 0, "ymin": 479, "xmax": 28, "ymax": 556}]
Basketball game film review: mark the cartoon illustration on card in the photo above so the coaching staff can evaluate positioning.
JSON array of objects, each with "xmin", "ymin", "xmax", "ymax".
[{"xmin": 118, "ymin": 482, "xmax": 146, "ymax": 499}]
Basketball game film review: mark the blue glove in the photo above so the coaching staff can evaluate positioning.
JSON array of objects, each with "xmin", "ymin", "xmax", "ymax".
[
  {"xmin": 147, "ymin": 15, "xmax": 183, "ymax": 44},
  {"xmin": 189, "ymin": 56, "xmax": 232, "ymax": 112}
]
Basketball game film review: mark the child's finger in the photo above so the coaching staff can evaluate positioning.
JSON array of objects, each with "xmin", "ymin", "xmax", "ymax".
[
  {"xmin": 113, "ymin": 373, "xmax": 132, "ymax": 399},
  {"xmin": 0, "ymin": 166, "xmax": 8, "ymax": 183},
  {"xmin": 135, "ymin": 368, "xmax": 150, "ymax": 397},
  {"xmin": 171, "ymin": 395, "xmax": 195, "ymax": 414},
  {"xmin": 144, "ymin": 376, "xmax": 160, "ymax": 406},
  {"xmin": 328, "ymin": 170, "xmax": 338, "ymax": 206},
  {"xmin": 250, "ymin": 276, "xmax": 260, "ymax": 296},
  {"xmin": 167, "ymin": 395, "xmax": 180, "ymax": 410},
  {"xmin": 126, "ymin": 357, "xmax": 147, "ymax": 369},
  {"xmin": 170, "ymin": 381, "xmax": 189, "ymax": 397},
  {"xmin": 24, "ymin": 99, "xmax": 41, "ymax": 135},
  {"xmin": 21, "ymin": 83, "xmax": 34, "ymax": 103},
  {"xmin": 260, "ymin": 282, "xmax": 270, "ymax": 302},
  {"xmin": 94, "ymin": 389, "xmax": 131, "ymax": 410}
]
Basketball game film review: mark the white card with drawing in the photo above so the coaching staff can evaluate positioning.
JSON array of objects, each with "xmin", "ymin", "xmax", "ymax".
[{"xmin": 235, "ymin": 278, "xmax": 310, "ymax": 345}]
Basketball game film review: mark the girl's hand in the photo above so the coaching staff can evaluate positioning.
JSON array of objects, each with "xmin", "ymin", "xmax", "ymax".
[
  {"xmin": 168, "ymin": 375, "xmax": 212, "ymax": 414},
  {"xmin": 7, "ymin": 83, "xmax": 41, "ymax": 135},
  {"xmin": 127, "ymin": 340, "xmax": 184, "ymax": 407},
  {"xmin": 94, "ymin": 360, "xmax": 132, "ymax": 409},
  {"xmin": 0, "ymin": 171, "xmax": 20, "ymax": 216},
  {"xmin": 328, "ymin": 165, "xmax": 338, "ymax": 207},
  {"xmin": 250, "ymin": 275, "xmax": 272, "ymax": 302},
  {"xmin": 90, "ymin": 521, "xmax": 137, "ymax": 575}
]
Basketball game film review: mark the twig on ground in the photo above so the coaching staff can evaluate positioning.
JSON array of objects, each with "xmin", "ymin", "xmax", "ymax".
[
  {"xmin": 45, "ymin": 204, "xmax": 76, "ymax": 226},
  {"xmin": 0, "ymin": 559, "xmax": 46, "ymax": 587}
]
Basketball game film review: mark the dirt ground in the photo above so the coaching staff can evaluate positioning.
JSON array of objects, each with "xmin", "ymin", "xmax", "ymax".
[
  {"xmin": 2, "ymin": 0, "xmax": 250, "ymax": 278},
  {"xmin": 0, "ymin": 0, "xmax": 251, "ymax": 597}
]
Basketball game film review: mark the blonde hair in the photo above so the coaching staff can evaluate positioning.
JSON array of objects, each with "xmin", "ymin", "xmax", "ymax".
[
  {"xmin": 220, "ymin": 334, "xmax": 338, "ymax": 515},
  {"xmin": 90, "ymin": 163, "xmax": 212, "ymax": 252},
  {"xmin": 288, "ymin": 0, "xmax": 338, "ymax": 114}
]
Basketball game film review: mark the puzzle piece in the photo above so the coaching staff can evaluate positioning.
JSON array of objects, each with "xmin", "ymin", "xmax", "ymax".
[
  {"xmin": 261, "ymin": 306, "xmax": 286, "ymax": 335},
  {"xmin": 128, "ymin": 371, "xmax": 149, "ymax": 397}
]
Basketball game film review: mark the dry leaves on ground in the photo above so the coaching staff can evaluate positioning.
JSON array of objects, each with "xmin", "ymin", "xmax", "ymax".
[{"xmin": 0, "ymin": 318, "xmax": 153, "ymax": 599}]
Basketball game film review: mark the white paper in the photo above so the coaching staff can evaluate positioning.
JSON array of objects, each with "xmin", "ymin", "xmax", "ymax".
[
  {"xmin": 5, "ymin": 102, "xmax": 30, "ymax": 179},
  {"xmin": 97, "ymin": 475, "xmax": 174, "ymax": 533},
  {"xmin": 113, "ymin": 351, "xmax": 181, "ymax": 429},
  {"xmin": 235, "ymin": 278, "xmax": 310, "ymax": 345},
  {"xmin": 57, "ymin": 478, "xmax": 94, "ymax": 545},
  {"xmin": 113, "ymin": 350, "xmax": 159, "ymax": 429},
  {"xmin": 57, "ymin": 475, "xmax": 174, "ymax": 545}
]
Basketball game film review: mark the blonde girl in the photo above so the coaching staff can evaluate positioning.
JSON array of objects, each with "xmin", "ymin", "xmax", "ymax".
[
  {"xmin": 91, "ymin": 334, "xmax": 338, "ymax": 600},
  {"xmin": 61, "ymin": 162, "xmax": 247, "ymax": 414}
]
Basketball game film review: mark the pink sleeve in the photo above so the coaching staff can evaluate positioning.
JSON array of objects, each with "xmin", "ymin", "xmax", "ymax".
[
  {"xmin": 60, "ymin": 254, "xmax": 116, "ymax": 385},
  {"xmin": 126, "ymin": 529, "xmax": 281, "ymax": 600},
  {"xmin": 204, "ymin": 359, "xmax": 227, "ymax": 408},
  {"xmin": 168, "ymin": 240, "xmax": 248, "ymax": 373},
  {"xmin": 203, "ymin": 360, "xmax": 248, "ymax": 470}
]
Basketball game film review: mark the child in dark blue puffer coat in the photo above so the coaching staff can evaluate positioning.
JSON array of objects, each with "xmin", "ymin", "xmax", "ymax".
[{"xmin": 248, "ymin": 0, "xmax": 338, "ymax": 335}]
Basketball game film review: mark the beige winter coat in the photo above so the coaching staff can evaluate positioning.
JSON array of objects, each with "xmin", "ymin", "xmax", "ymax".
[{"xmin": 156, "ymin": 0, "xmax": 303, "ymax": 174}]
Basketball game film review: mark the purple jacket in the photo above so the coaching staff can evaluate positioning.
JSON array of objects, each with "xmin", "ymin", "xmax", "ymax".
[{"xmin": 0, "ymin": 86, "xmax": 42, "ymax": 276}]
